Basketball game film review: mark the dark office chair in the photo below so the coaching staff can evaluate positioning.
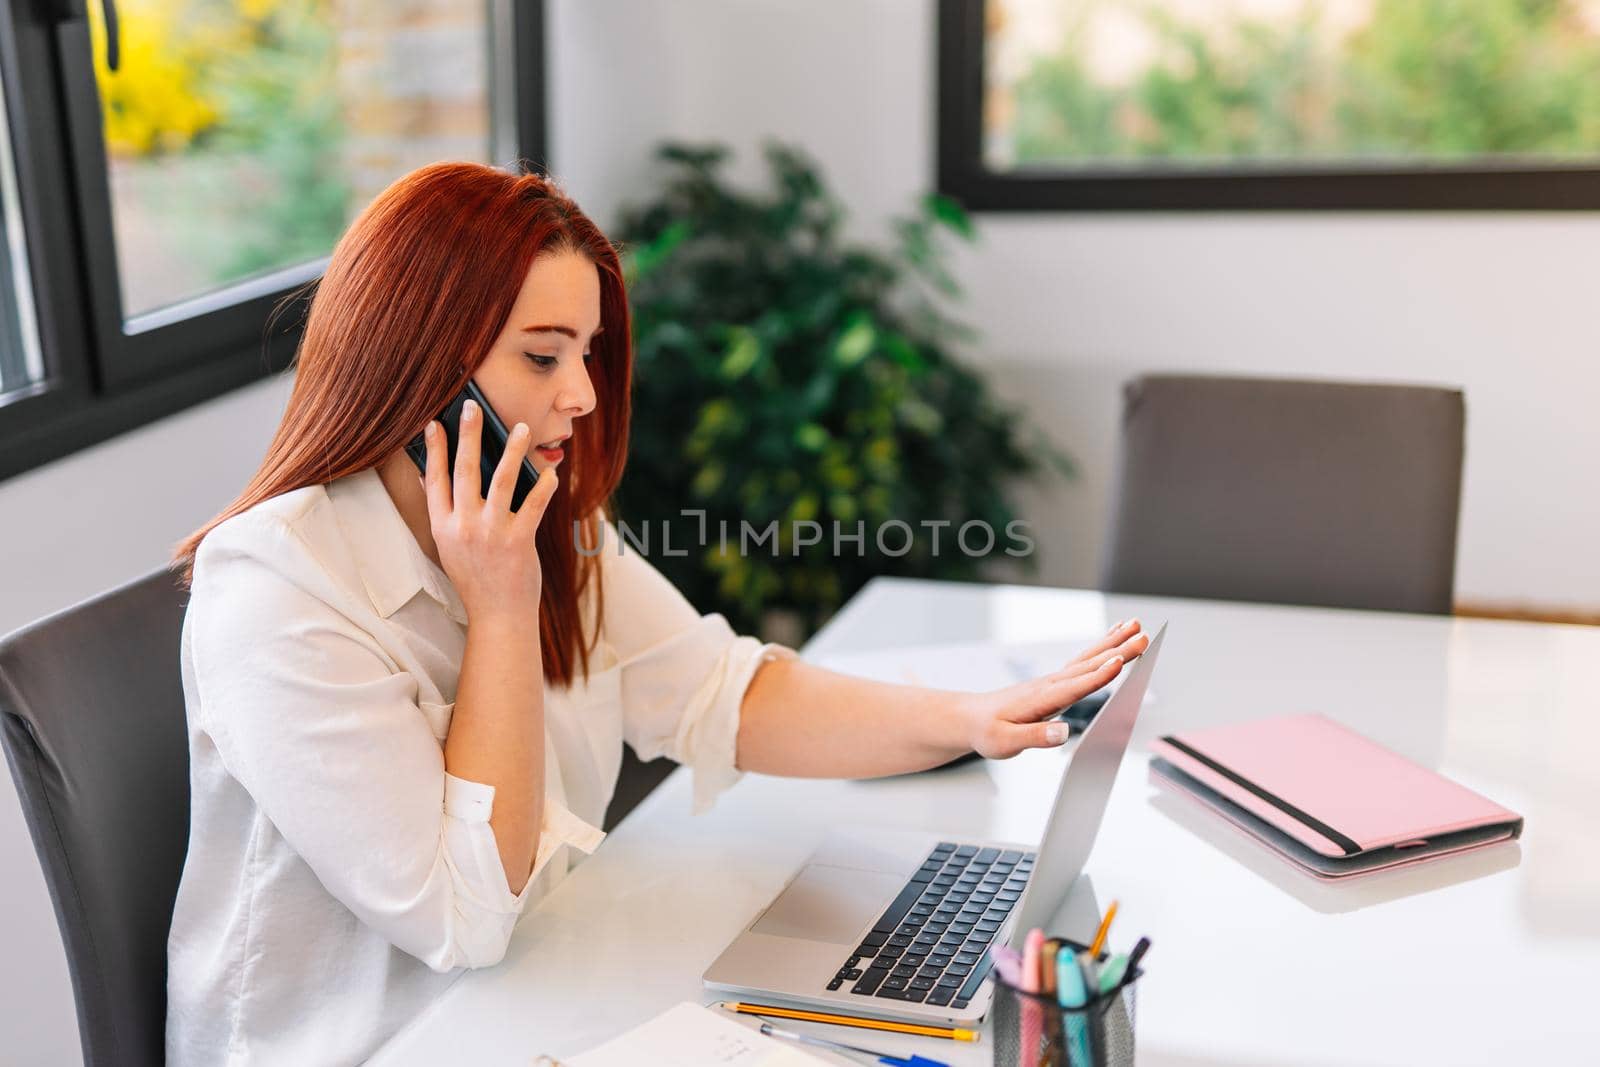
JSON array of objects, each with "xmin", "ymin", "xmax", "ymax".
[
  {"xmin": 0, "ymin": 566, "xmax": 191, "ymax": 1067},
  {"xmin": 0, "ymin": 563, "xmax": 679, "ymax": 1066},
  {"xmin": 1102, "ymin": 374, "xmax": 1464, "ymax": 614}
]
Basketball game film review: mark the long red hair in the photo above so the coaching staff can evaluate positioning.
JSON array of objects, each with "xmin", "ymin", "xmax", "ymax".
[{"xmin": 170, "ymin": 162, "xmax": 632, "ymax": 688}]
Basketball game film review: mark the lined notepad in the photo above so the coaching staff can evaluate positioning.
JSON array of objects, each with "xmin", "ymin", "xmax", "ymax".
[{"xmin": 540, "ymin": 1002, "xmax": 830, "ymax": 1066}]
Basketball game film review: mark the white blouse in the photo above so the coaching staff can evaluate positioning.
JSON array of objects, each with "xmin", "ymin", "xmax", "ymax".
[{"xmin": 166, "ymin": 466, "xmax": 796, "ymax": 1066}]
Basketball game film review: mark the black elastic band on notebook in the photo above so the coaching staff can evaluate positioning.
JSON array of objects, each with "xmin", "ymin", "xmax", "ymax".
[{"xmin": 1159, "ymin": 735, "xmax": 1362, "ymax": 856}]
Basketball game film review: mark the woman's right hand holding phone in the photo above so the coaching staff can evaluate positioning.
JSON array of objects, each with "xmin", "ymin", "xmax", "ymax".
[
  {"xmin": 421, "ymin": 397, "xmax": 556, "ymax": 626},
  {"xmin": 421, "ymin": 396, "xmax": 553, "ymax": 895}
]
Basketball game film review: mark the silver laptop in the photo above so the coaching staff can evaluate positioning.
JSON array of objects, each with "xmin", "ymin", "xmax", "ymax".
[{"xmin": 703, "ymin": 624, "xmax": 1167, "ymax": 1026}]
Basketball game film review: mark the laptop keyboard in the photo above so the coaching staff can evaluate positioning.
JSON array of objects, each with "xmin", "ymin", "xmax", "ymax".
[{"xmin": 827, "ymin": 842, "xmax": 1035, "ymax": 1009}]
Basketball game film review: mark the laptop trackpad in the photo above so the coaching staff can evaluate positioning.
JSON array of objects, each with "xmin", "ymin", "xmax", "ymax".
[{"xmin": 749, "ymin": 864, "xmax": 906, "ymax": 944}]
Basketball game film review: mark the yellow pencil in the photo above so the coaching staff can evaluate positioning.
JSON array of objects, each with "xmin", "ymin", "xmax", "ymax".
[
  {"xmin": 1088, "ymin": 900, "xmax": 1119, "ymax": 956},
  {"xmin": 720, "ymin": 1001, "xmax": 981, "ymax": 1042}
]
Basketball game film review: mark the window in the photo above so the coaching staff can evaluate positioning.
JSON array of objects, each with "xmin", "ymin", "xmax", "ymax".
[
  {"xmin": 938, "ymin": 0, "xmax": 1600, "ymax": 210},
  {"xmin": 0, "ymin": 0, "xmax": 546, "ymax": 481},
  {"xmin": 0, "ymin": 64, "xmax": 40, "ymax": 397}
]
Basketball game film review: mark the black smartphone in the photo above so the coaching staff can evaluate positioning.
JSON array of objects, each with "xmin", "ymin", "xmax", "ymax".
[
  {"xmin": 404, "ymin": 379, "xmax": 542, "ymax": 511},
  {"xmin": 1058, "ymin": 688, "xmax": 1111, "ymax": 731}
]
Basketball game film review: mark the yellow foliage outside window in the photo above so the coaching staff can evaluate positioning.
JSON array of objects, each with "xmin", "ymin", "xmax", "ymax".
[{"xmin": 88, "ymin": 0, "xmax": 312, "ymax": 158}]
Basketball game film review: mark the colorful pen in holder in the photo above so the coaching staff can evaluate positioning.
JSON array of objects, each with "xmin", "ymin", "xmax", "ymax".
[{"xmin": 989, "ymin": 937, "xmax": 1142, "ymax": 1067}]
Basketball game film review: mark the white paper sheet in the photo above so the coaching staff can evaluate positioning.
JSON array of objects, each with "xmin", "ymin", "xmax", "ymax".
[{"xmin": 542, "ymin": 1002, "xmax": 828, "ymax": 1066}]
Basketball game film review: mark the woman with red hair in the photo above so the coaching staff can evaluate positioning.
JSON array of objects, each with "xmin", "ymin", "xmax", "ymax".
[{"xmin": 164, "ymin": 161, "xmax": 1148, "ymax": 1064}]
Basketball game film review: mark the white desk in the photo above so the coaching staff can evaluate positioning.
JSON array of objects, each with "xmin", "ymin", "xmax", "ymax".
[{"xmin": 369, "ymin": 579, "xmax": 1600, "ymax": 1066}]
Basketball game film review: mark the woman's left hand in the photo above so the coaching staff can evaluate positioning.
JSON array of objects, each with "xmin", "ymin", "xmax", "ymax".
[{"xmin": 960, "ymin": 619, "xmax": 1150, "ymax": 759}]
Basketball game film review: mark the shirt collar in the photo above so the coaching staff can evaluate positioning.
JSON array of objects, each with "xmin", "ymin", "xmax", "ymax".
[{"xmin": 327, "ymin": 467, "xmax": 468, "ymax": 625}]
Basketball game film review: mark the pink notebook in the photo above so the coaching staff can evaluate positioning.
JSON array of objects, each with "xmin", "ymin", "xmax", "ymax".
[{"xmin": 1149, "ymin": 714, "xmax": 1522, "ymax": 879}]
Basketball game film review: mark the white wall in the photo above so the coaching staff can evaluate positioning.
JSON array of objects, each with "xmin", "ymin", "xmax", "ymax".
[
  {"xmin": 0, "ymin": 374, "xmax": 294, "ymax": 637},
  {"xmin": 549, "ymin": 0, "xmax": 1600, "ymax": 612},
  {"xmin": 7, "ymin": 1, "xmax": 1600, "ymax": 1059},
  {"xmin": 0, "ymin": 373, "xmax": 291, "ymax": 1064}
]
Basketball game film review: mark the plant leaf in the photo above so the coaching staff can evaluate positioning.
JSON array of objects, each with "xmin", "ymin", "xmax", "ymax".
[
  {"xmin": 924, "ymin": 192, "xmax": 975, "ymax": 240},
  {"xmin": 719, "ymin": 326, "xmax": 761, "ymax": 380},
  {"xmin": 794, "ymin": 422, "xmax": 830, "ymax": 452},
  {"xmin": 626, "ymin": 218, "xmax": 693, "ymax": 283},
  {"xmin": 832, "ymin": 312, "xmax": 876, "ymax": 369}
]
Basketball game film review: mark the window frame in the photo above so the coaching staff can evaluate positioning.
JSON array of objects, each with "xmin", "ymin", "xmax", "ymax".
[
  {"xmin": 0, "ymin": 0, "xmax": 547, "ymax": 483},
  {"xmin": 936, "ymin": 0, "xmax": 1600, "ymax": 213}
]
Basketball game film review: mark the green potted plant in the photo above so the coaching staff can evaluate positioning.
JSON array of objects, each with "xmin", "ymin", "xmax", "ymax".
[{"xmin": 611, "ymin": 141, "xmax": 1072, "ymax": 641}]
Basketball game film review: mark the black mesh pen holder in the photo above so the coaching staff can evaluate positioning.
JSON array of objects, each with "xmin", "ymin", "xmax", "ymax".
[{"xmin": 990, "ymin": 938, "xmax": 1141, "ymax": 1067}]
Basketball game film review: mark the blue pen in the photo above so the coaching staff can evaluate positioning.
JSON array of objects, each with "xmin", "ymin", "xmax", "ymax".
[
  {"xmin": 759, "ymin": 1022, "xmax": 950, "ymax": 1067},
  {"xmin": 1056, "ymin": 951, "xmax": 1093, "ymax": 1066}
]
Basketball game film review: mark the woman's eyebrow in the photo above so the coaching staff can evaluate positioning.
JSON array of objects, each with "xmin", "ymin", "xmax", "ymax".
[{"xmin": 520, "ymin": 323, "xmax": 604, "ymax": 338}]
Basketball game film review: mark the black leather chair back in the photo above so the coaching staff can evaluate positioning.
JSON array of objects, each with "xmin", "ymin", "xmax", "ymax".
[
  {"xmin": 0, "ymin": 567, "xmax": 191, "ymax": 1067},
  {"xmin": 1103, "ymin": 374, "xmax": 1464, "ymax": 614}
]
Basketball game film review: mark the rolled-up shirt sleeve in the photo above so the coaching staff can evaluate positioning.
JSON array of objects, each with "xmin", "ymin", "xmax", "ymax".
[
  {"xmin": 190, "ymin": 515, "xmax": 601, "ymax": 973},
  {"xmin": 438, "ymin": 776, "xmax": 604, "ymax": 963},
  {"xmin": 594, "ymin": 518, "xmax": 797, "ymax": 812}
]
